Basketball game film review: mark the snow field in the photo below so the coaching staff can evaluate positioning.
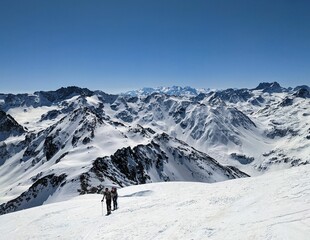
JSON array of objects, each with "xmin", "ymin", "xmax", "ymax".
[{"xmin": 1, "ymin": 164, "xmax": 309, "ymax": 240}]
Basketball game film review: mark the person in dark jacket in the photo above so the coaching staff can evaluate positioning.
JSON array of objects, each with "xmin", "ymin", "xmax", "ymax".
[
  {"xmin": 101, "ymin": 188, "xmax": 112, "ymax": 215},
  {"xmin": 111, "ymin": 187, "xmax": 118, "ymax": 210}
]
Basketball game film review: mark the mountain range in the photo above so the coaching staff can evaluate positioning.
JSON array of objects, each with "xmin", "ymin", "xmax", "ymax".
[{"xmin": 0, "ymin": 82, "xmax": 309, "ymax": 215}]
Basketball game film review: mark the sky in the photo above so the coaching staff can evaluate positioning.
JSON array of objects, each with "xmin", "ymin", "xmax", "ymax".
[{"xmin": 0, "ymin": 0, "xmax": 309, "ymax": 94}]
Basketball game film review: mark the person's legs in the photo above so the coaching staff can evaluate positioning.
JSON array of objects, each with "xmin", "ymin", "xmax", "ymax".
[
  {"xmin": 106, "ymin": 199, "xmax": 112, "ymax": 214},
  {"xmin": 112, "ymin": 197, "xmax": 116, "ymax": 210}
]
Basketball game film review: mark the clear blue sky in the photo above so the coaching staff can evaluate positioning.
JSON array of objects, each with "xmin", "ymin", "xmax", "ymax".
[{"xmin": 0, "ymin": 0, "xmax": 309, "ymax": 93}]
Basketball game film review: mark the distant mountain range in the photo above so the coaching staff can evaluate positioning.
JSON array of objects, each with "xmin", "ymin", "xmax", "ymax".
[
  {"xmin": 0, "ymin": 82, "xmax": 309, "ymax": 214},
  {"xmin": 124, "ymin": 86, "xmax": 210, "ymax": 96}
]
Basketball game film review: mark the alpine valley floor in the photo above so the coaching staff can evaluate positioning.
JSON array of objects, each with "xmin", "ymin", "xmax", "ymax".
[{"xmin": 1, "ymin": 164, "xmax": 309, "ymax": 240}]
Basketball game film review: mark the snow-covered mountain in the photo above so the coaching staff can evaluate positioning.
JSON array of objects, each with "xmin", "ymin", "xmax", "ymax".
[
  {"xmin": 124, "ymin": 85, "xmax": 210, "ymax": 97},
  {"xmin": 1, "ymin": 164, "xmax": 309, "ymax": 239},
  {"xmin": 0, "ymin": 82, "xmax": 309, "ymax": 214},
  {"xmin": 0, "ymin": 110, "xmax": 25, "ymax": 141},
  {"xmin": 116, "ymin": 82, "xmax": 310, "ymax": 174}
]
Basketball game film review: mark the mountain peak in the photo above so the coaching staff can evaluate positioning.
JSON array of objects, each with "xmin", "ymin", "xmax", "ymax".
[
  {"xmin": 35, "ymin": 86, "xmax": 94, "ymax": 103},
  {"xmin": 253, "ymin": 82, "xmax": 284, "ymax": 93},
  {"xmin": 293, "ymin": 88, "xmax": 310, "ymax": 98}
]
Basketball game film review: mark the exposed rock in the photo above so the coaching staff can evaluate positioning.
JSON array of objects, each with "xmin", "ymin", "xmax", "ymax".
[
  {"xmin": 231, "ymin": 153, "xmax": 255, "ymax": 165},
  {"xmin": 0, "ymin": 174, "xmax": 67, "ymax": 215},
  {"xmin": 253, "ymin": 82, "xmax": 284, "ymax": 93},
  {"xmin": 0, "ymin": 110, "xmax": 25, "ymax": 141},
  {"xmin": 293, "ymin": 88, "xmax": 310, "ymax": 98}
]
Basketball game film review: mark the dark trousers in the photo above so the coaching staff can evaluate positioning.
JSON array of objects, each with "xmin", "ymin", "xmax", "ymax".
[
  {"xmin": 112, "ymin": 196, "xmax": 118, "ymax": 210},
  {"xmin": 106, "ymin": 199, "xmax": 111, "ymax": 214}
]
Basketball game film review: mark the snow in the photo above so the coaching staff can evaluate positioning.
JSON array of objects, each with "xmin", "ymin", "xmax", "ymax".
[
  {"xmin": 1, "ymin": 84, "xmax": 310, "ymax": 234},
  {"xmin": 8, "ymin": 85, "xmax": 306, "ymax": 178},
  {"xmin": 1, "ymin": 165, "xmax": 309, "ymax": 240},
  {"xmin": 7, "ymin": 106, "xmax": 61, "ymax": 131},
  {"xmin": 86, "ymin": 95, "xmax": 101, "ymax": 107}
]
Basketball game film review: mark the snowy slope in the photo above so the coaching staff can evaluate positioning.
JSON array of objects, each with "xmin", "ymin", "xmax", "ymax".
[
  {"xmin": 110, "ymin": 83, "xmax": 310, "ymax": 175},
  {"xmin": 0, "ymin": 83, "xmax": 309, "ymax": 215},
  {"xmin": 2, "ymin": 83, "xmax": 309, "ymax": 175},
  {"xmin": 0, "ymin": 107, "xmax": 245, "ymax": 214},
  {"xmin": 0, "ymin": 164, "xmax": 309, "ymax": 240}
]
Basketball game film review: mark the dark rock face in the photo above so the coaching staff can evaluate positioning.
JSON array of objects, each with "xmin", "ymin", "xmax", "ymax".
[
  {"xmin": 253, "ymin": 82, "xmax": 284, "ymax": 93},
  {"xmin": 40, "ymin": 109, "xmax": 62, "ymax": 121},
  {"xmin": 208, "ymin": 88, "xmax": 253, "ymax": 104},
  {"xmin": 1, "ymin": 93, "xmax": 32, "ymax": 110},
  {"xmin": 258, "ymin": 150, "xmax": 308, "ymax": 171},
  {"xmin": 78, "ymin": 134, "xmax": 249, "ymax": 194},
  {"xmin": 116, "ymin": 110, "xmax": 134, "ymax": 123},
  {"xmin": 21, "ymin": 133, "xmax": 43, "ymax": 163},
  {"xmin": 0, "ymin": 142, "xmax": 9, "ymax": 166},
  {"xmin": 266, "ymin": 127, "xmax": 298, "ymax": 139},
  {"xmin": 44, "ymin": 136, "xmax": 61, "ymax": 161},
  {"xmin": 0, "ymin": 174, "xmax": 67, "ymax": 215},
  {"xmin": 171, "ymin": 101, "xmax": 190, "ymax": 124},
  {"xmin": 231, "ymin": 153, "xmax": 255, "ymax": 165},
  {"xmin": 279, "ymin": 97, "xmax": 294, "ymax": 107},
  {"xmin": 294, "ymin": 85, "xmax": 310, "ymax": 92},
  {"xmin": 293, "ymin": 88, "xmax": 310, "ymax": 98},
  {"xmin": 0, "ymin": 110, "xmax": 25, "ymax": 141},
  {"xmin": 307, "ymin": 128, "xmax": 310, "ymax": 140},
  {"xmin": 35, "ymin": 86, "xmax": 94, "ymax": 103}
]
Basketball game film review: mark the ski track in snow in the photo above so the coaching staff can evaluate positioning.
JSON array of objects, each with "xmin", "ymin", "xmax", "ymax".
[{"xmin": 1, "ymin": 165, "xmax": 310, "ymax": 240}]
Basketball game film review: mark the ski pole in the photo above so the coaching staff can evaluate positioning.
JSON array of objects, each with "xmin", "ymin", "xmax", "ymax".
[{"xmin": 101, "ymin": 201, "xmax": 104, "ymax": 216}]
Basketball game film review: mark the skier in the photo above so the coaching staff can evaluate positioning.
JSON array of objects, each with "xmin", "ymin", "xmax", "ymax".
[
  {"xmin": 101, "ymin": 187, "xmax": 112, "ymax": 215},
  {"xmin": 111, "ymin": 187, "xmax": 118, "ymax": 210}
]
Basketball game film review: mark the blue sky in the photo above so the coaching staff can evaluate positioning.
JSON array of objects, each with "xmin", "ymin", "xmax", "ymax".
[{"xmin": 0, "ymin": 0, "xmax": 309, "ymax": 93}]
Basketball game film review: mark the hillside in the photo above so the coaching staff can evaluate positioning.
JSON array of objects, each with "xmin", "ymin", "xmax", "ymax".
[
  {"xmin": 0, "ymin": 82, "xmax": 309, "ymax": 214},
  {"xmin": 0, "ymin": 164, "xmax": 309, "ymax": 240}
]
